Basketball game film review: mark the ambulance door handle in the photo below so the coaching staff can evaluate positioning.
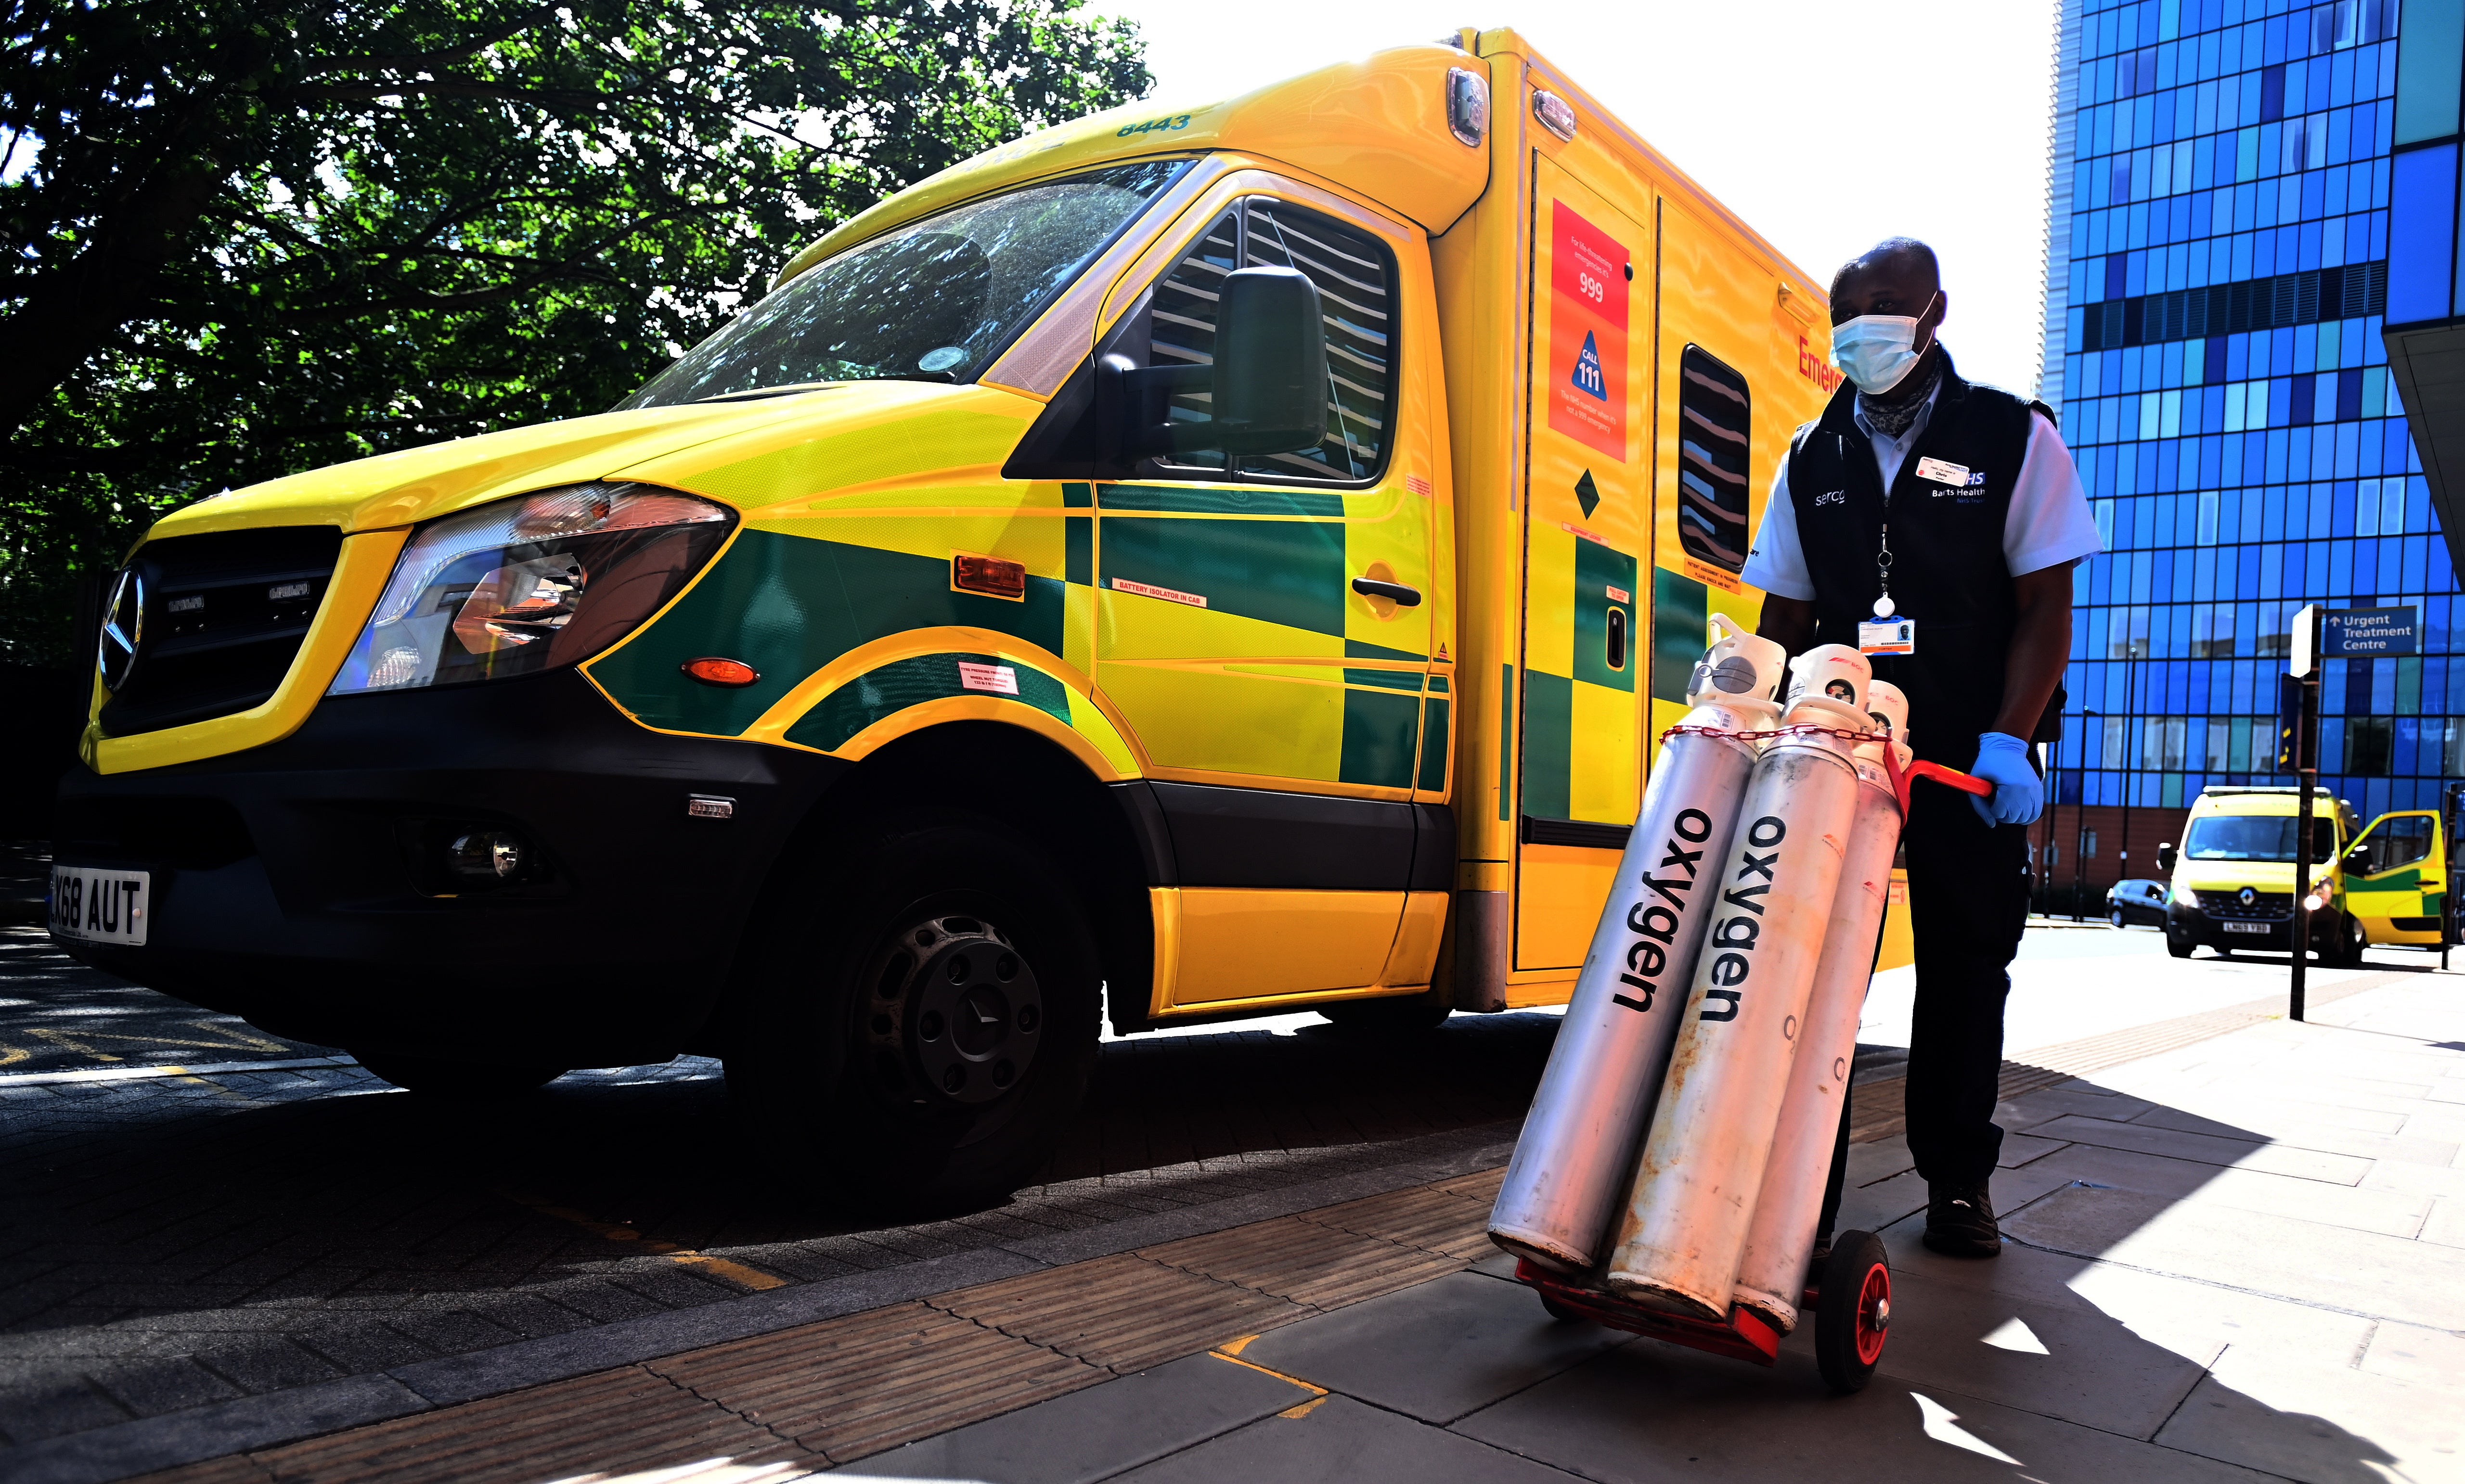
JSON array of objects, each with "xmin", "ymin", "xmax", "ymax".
[{"xmin": 1352, "ymin": 577, "xmax": 1421, "ymax": 606}]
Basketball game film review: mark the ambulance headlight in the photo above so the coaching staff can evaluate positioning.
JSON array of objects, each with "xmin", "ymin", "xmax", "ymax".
[
  {"xmin": 329, "ymin": 484, "xmax": 733, "ymax": 695},
  {"xmin": 2173, "ymin": 888, "xmax": 2199, "ymax": 910}
]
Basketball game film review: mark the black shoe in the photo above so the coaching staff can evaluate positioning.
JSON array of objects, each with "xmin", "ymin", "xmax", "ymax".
[{"xmin": 1922, "ymin": 1182, "xmax": 2001, "ymax": 1257}]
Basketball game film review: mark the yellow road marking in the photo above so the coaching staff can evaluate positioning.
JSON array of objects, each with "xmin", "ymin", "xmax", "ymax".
[
  {"xmin": 1207, "ymin": 1344, "xmax": 1329, "ymax": 1407},
  {"xmin": 502, "ymin": 1191, "xmax": 788, "ymax": 1291}
]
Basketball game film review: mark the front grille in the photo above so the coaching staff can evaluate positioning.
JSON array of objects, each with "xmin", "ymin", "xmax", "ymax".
[
  {"xmin": 2204, "ymin": 891, "xmax": 2291, "ymax": 921},
  {"xmin": 99, "ymin": 526, "xmax": 345, "ymax": 736}
]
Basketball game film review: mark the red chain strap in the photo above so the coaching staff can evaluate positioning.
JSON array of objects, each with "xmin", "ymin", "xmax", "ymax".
[{"xmin": 1658, "ymin": 721, "xmax": 1990, "ymax": 815}]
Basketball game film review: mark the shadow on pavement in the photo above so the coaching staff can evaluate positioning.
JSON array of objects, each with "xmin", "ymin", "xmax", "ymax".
[{"xmin": 0, "ymin": 924, "xmax": 1558, "ymax": 1452}]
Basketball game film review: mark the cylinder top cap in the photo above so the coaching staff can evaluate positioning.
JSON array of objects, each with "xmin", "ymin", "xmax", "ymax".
[
  {"xmin": 1862, "ymin": 678, "xmax": 1909, "ymax": 743},
  {"xmin": 1783, "ymin": 643, "xmax": 1871, "ymax": 712},
  {"xmin": 1688, "ymin": 617, "xmax": 1786, "ymax": 705}
]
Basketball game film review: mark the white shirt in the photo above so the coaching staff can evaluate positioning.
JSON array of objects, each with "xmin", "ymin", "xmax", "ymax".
[{"xmin": 1741, "ymin": 384, "xmax": 2104, "ymax": 602}]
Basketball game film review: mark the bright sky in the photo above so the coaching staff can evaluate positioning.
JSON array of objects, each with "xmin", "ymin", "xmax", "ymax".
[{"xmin": 1089, "ymin": 0, "xmax": 2064, "ymax": 395}]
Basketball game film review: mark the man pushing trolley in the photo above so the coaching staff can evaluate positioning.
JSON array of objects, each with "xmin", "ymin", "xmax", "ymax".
[{"xmin": 1486, "ymin": 237, "xmax": 2097, "ymax": 1392}]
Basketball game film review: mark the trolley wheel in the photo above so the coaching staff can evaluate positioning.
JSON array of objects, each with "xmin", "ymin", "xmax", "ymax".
[
  {"xmin": 1815, "ymin": 1229, "xmax": 1890, "ymax": 1394},
  {"xmin": 1538, "ymin": 1292, "xmax": 1581, "ymax": 1322}
]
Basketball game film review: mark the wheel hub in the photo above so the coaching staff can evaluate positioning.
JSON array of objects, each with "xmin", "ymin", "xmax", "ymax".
[{"xmin": 864, "ymin": 914, "xmax": 1042, "ymax": 1107}]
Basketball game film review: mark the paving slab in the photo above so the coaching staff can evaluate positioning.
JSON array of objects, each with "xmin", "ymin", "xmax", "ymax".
[
  {"xmin": 2360, "ymin": 1321, "xmax": 2465, "ymax": 1390},
  {"xmin": 1111, "ymin": 1394, "xmax": 1580, "ymax": 1483},
  {"xmin": 2156, "ymin": 1346, "xmax": 2459, "ymax": 1484},
  {"xmin": 2021, "ymin": 1114, "xmax": 2374, "ymax": 1183},
  {"xmin": 1453, "ymin": 1339, "xmax": 2284, "ymax": 1484},
  {"xmin": 1841, "ymin": 1267, "xmax": 2216, "ymax": 1437},
  {"xmin": 2003, "ymin": 1182, "xmax": 2465, "ymax": 1329},
  {"xmin": 2014, "ymin": 1141, "xmax": 2436, "ymax": 1238},
  {"xmin": 1230, "ymin": 1271, "xmax": 1631, "ymax": 1424},
  {"xmin": 2132, "ymin": 1097, "xmax": 2412, "ymax": 1137},
  {"xmin": 2123, "ymin": 1104, "xmax": 2460, "ymax": 1166},
  {"xmin": 829, "ymin": 1351, "xmax": 1313, "ymax": 1483}
]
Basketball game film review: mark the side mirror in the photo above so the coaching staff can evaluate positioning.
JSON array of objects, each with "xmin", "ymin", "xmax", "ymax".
[
  {"xmin": 1104, "ymin": 267, "xmax": 1328, "ymax": 461},
  {"xmin": 1210, "ymin": 267, "xmax": 1329, "ymax": 455},
  {"xmin": 2155, "ymin": 843, "xmax": 2176, "ymax": 874}
]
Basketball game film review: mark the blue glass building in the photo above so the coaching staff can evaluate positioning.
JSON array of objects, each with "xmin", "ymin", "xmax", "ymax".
[{"xmin": 2040, "ymin": 0, "xmax": 2465, "ymax": 891}]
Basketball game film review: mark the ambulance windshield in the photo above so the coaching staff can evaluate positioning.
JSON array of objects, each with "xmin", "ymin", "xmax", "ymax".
[
  {"xmin": 2184, "ymin": 815, "xmax": 2337, "ymax": 863},
  {"xmin": 620, "ymin": 160, "xmax": 1186, "ymax": 409}
]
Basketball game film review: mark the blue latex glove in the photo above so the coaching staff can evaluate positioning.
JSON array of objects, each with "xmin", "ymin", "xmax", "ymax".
[{"xmin": 1969, "ymin": 731, "xmax": 2043, "ymax": 827}]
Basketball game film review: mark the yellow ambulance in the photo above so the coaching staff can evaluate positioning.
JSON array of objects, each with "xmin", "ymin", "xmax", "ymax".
[
  {"xmin": 2158, "ymin": 785, "xmax": 2449, "ymax": 962},
  {"xmin": 53, "ymin": 31, "xmax": 1859, "ymax": 1203}
]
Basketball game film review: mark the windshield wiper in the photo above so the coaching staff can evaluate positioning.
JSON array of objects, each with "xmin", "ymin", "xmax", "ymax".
[{"xmin": 695, "ymin": 382, "xmax": 848, "ymax": 404}]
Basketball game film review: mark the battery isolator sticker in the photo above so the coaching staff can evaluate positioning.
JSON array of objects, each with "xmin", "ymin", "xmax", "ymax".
[{"xmin": 1549, "ymin": 200, "xmax": 1630, "ymax": 462}]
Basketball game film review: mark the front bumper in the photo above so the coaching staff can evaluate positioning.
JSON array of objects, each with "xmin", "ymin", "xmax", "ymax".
[
  {"xmin": 53, "ymin": 671, "xmax": 847, "ymax": 1064},
  {"xmin": 2165, "ymin": 899, "xmax": 2328, "ymax": 952}
]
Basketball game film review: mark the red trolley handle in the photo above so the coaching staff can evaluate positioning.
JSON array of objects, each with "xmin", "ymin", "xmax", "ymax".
[{"xmin": 1880, "ymin": 751, "xmax": 1992, "ymax": 816}]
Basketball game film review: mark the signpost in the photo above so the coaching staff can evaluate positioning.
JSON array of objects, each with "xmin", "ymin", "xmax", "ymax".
[
  {"xmin": 2272, "ymin": 605, "xmax": 2416, "ymax": 1017},
  {"xmin": 2282, "ymin": 606, "xmax": 2319, "ymax": 1023},
  {"xmin": 2447, "ymin": 780, "xmax": 2463, "ymax": 973}
]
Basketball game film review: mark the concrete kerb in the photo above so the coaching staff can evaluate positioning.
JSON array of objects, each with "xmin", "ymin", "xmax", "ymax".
[{"xmin": 0, "ymin": 1124, "xmax": 1522, "ymax": 1484}]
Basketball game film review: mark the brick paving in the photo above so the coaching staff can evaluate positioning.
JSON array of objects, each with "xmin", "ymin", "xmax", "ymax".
[{"xmin": 0, "ymin": 924, "xmax": 1555, "ymax": 1458}]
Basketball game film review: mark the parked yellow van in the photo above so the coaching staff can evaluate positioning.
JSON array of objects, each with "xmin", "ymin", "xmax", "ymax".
[
  {"xmin": 2158, "ymin": 786, "xmax": 2447, "ymax": 963},
  {"xmin": 51, "ymin": 32, "xmax": 1856, "ymax": 1203}
]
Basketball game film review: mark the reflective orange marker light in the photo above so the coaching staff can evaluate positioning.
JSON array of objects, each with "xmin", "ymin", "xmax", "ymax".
[
  {"xmin": 953, "ymin": 552, "xmax": 1028, "ymax": 599},
  {"xmin": 683, "ymin": 656, "xmax": 760, "ymax": 687}
]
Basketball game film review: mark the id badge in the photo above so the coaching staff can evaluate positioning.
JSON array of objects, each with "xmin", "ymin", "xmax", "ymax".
[{"xmin": 1858, "ymin": 617, "xmax": 1916, "ymax": 655}]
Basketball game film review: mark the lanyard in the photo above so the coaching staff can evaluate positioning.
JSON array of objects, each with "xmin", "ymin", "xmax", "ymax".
[{"xmin": 1873, "ymin": 440, "xmax": 1901, "ymax": 621}]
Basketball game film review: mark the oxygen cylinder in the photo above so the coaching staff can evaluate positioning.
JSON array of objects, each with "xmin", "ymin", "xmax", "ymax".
[
  {"xmin": 1730, "ymin": 681, "xmax": 1910, "ymax": 1333},
  {"xmin": 1488, "ymin": 619, "xmax": 1788, "ymax": 1272},
  {"xmin": 1603, "ymin": 644, "xmax": 1874, "ymax": 1321}
]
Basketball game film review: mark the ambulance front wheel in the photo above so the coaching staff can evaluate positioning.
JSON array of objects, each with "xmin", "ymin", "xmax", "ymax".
[
  {"xmin": 726, "ymin": 810, "xmax": 1102, "ymax": 1215},
  {"xmin": 1814, "ymin": 1229, "xmax": 1890, "ymax": 1394}
]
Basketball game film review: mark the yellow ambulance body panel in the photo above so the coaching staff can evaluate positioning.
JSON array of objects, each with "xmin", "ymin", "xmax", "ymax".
[{"xmin": 63, "ymin": 33, "xmax": 1876, "ymax": 1168}]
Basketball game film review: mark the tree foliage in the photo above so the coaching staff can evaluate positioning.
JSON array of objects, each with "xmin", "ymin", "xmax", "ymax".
[{"xmin": 0, "ymin": 0, "xmax": 1149, "ymax": 662}]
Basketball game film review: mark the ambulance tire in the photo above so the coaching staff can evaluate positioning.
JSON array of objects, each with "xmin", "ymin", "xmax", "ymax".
[
  {"xmin": 1814, "ymin": 1229, "xmax": 1891, "ymax": 1395},
  {"xmin": 726, "ymin": 811, "xmax": 1101, "ymax": 1216},
  {"xmin": 2167, "ymin": 938, "xmax": 2194, "ymax": 959},
  {"xmin": 2334, "ymin": 913, "xmax": 2368, "ymax": 967},
  {"xmin": 1317, "ymin": 993, "xmax": 1450, "ymax": 1036},
  {"xmin": 354, "ymin": 1054, "xmax": 566, "ymax": 1099}
]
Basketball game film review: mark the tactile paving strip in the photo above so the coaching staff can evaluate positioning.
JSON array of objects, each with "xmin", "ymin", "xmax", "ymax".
[
  {"xmin": 248, "ymin": 1365, "xmax": 792, "ymax": 1484},
  {"xmin": 654, "ymin": 1301, "xmax": 1102, "ymax": 1463},
  {"xmin": 928, "ymin": 1253, "xmax": 1310, "ymax": 1372},
  {"xmin": 1137, "ymin": 1215, "xmax": 1468, "ymax": 1309},
  {"xmin": 127, "ymin": 1165, "xmax": 1500, "ymax": 1484}
]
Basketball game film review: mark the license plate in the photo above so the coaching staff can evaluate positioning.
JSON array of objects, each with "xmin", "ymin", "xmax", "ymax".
[
  {"xmin": 49, "ymin": 866, "xmax": 151, "ymax": 946},
  {"xmin": 2221, "ymin": 920, "xmax": 2272, "ymax": 935}
]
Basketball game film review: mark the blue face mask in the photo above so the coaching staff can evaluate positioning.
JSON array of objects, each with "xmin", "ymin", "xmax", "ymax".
[{"xmin": 1831, "ymin": 294, "xmax": 1939, "ymax": 395}]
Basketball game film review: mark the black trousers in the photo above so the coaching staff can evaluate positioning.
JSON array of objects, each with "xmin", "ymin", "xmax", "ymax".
[{"xmin": 1820, "ymin": 759, "xmax": 2032, "ymax": 1232}]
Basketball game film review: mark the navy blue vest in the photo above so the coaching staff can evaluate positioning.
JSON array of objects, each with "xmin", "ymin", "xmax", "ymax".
[{"xmin": 1783, "ymin": 354, "xmax": 2053, "ymax": 763}]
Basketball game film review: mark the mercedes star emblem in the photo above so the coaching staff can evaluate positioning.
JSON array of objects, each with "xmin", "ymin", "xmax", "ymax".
[{"xmin": 98, "ymin": 567, "xmax": 143, "ymax": 691}]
